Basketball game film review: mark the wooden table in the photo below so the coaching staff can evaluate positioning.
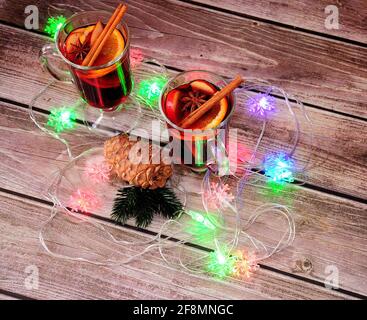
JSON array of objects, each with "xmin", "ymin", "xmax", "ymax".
[{"xmin": 0, "ymin": 0, "xmax": 366, "ymax": 300}]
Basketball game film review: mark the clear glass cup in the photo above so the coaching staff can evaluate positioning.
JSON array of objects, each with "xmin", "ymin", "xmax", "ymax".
[
  {"xmin": 39, "ymin": 10, "xmax": 132, "ymax": 111},
  {"xmin": 159, "ymin": 70, "xmax": 236, "ymax": 173}
]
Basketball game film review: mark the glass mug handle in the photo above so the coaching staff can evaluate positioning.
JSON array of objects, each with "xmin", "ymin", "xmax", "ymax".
[{"xmin": 39, "ymin": 43, "xmax": 72, "ymax": 82}]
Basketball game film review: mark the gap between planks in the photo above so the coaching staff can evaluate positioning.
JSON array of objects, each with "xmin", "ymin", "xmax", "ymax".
[
  {"xmin": 0, "ymin": 171, "xmax": 364, "ymax": 300},
  {"xmin": 1, "ymin": 95, "xmax": 366, "ymax": 207},
  {"xmin": 0, "ymin": 19, "xmax": 366, "ymax": 125},
  {"xmin": 1, "ymin": 100, "xmax": 366, "ymax": 292},
  {"xmin": 1, "ymin": 189, "xmax": 357, "ymax": 300},
  {"xmin": 1, "ymin": 0, "xmax": 367, "ymax": 118},
  {"xmin": 180, "ymin": 0, "xmax": 367, "ymax": 48}
]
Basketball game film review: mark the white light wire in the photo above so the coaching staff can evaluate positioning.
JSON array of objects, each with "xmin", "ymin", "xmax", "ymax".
[{"xmin": 31, "ymin": 79, "xmax": 314, "ymax": 278}]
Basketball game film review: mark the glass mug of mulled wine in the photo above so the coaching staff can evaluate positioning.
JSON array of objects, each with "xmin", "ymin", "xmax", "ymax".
[
  {"xmin": 159, "ymin": 71, "xmax": 236, "ymax": 173},
  {"xmin": 39, "ymin": 10, "xmax": 132, "ymax": 111}
]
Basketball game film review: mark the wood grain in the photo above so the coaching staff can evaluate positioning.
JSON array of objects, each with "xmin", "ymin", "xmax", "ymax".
[
  {"xmin": 0, "ymin": 0, "xmax": 367, "ymax": 118},
  {"xmin": 193, "ymin": 0, "xmax": 367, "ymax": 44},
  {"xmin": 0, "ymin": 0, "xmax": 366, "ymax": 300},
  {"xmin": 0, "ymin": 191, "xmax": 353, "ymax": 300},
  {"xmin": 0, "ymin": 24, "xmax": 366, "ymax": 200},
  {"xmin": 0, "ymin": 102, "xmax": 366, "ymax": 297}
]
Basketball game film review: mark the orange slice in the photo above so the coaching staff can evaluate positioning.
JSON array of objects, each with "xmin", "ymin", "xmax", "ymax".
[
  {"xmin": 92, "ymin": 29, "xmax": 125, "ymax": 66},
  {"xmin": 79, "ymin": 25, "xmax": 95, "ymax": 44},
  {"xmin": 65, "ymin": 29, "xmax": 84, "ymax": 54},
  {"xmin": 188, "ymin": 80, "xmax": 229, "ymax": 129},
  {"xmin": 190, "ymin": 97, "xmax": 229, "ymax": 130},
  {"xmin": 91, "ymin": 21, "xmax": 104, "ymax": 45},
  {"xmin": 65, "ymin": 26, "xmax": 124, "ymax": 67},
  {"xmin": 191, "ymin": 80, "xmax": 216, "ymax": 95}
]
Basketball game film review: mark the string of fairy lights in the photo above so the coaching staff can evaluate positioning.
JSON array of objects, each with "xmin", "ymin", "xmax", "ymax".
[{"xmin": 31, "ymin": 13, "xmax": 314, "ymax": 280}]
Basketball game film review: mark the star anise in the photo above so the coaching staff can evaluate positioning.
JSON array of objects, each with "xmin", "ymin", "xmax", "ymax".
[
  {"xmin": 181, "ymin": 91, "xmax": 208, "ymax": 113},
  {"xmin": 68, "ymin": 34, "xmax": 92, "ymax": 62}
]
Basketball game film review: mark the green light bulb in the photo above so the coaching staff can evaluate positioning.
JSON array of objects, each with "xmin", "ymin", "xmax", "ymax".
[
  {"xmin": 136, "ymin": 76, "xmax": 168, "ymax": 109},
  {"xmin": 185, "ymin": 210, "xmax": 221, "ymax": 245},
  {"xmin": 187, "ymin": 210, "xmax": 216, "ymax": 231},
  {"xmin": 216, "ymin": 252, "xmax": 226, "ymax": 265},
  {"xmin": 44, "ymin": 15, "xmax": 67, "ymax": 39},
  {"xmin": 207, "ymin": 248, "xmax": 236, "ymax": 279},
  {"xmin": 47, "ymin": 107, "xmax": 77, "ymax": 133}
]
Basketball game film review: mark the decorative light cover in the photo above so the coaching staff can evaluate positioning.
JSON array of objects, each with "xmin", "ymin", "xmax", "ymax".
[
  {"xmin": 44, "ymin": 15, "xmax": 67, "ymax": 38},
  {"xmin": 47, "ymin": 107, "xmax": 77, "ymax": 133},
  {"xmin": 247, "ymin": 93, "xmax": 276, "ymax": 117},
  {"xmin": 264, "ymin": 152, "xmax": 295, "ymax": 183}
]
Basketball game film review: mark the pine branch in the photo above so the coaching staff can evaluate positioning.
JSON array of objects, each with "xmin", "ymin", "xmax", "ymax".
[
  {"xmin": 156, "ymin": 188, "xmax": 184, "ymax": 219},
  {"xmin": 111, "ymin": 186, "xmax": 184, "ymax": 228},
  {"xmin": 111, "ymin": 187, "xmax": 137, "ymax": 225}
]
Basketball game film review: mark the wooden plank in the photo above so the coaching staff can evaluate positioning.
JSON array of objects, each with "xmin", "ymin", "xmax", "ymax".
[
  {"xmin": 0, "ymin": 0, "xmax": 367, "ymax": 118},
  {"xmin": 193, "ymin": 0, "xmax": 367, "ymax": 44},
  {"xmin": 0, "ymin": 24, "xmax": 366, "ymax": 200},
  {"xmin": 0, "ymin": 191, "xmax": 352, "ymax": 300},
  {"xmin": 0, "ymin": 102, "xmax": 365, "ymax": 297}
]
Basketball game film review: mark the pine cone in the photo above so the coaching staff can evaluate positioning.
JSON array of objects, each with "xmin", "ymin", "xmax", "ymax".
[{"xmin": 104, "ymin": 134, "xmax": 172, "ymax": 189}]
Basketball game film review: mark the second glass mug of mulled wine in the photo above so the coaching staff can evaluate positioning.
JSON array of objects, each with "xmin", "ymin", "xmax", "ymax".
[
  {"xmin": 39, "ymin": 10, "xmax": 133, "ymax": 111},
  {"xmin": 159, "ymin": 71, "xmax": 236, "ymax": 173}
]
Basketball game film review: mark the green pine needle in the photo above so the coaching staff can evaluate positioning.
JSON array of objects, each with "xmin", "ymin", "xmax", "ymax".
[{"xmin": 111, "ymin": 187, "xmax": 184, "ymax": 228}]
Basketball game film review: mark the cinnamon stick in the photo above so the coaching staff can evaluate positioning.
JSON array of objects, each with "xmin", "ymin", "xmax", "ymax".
[
  {"xmin": 82, "ymin": 4, "xmax": 127, "ymax": 67},
  {"xmin": 180, "ymin": 75, "xmax": 243, "ymax": 129},
  {"xmin": 82, "ymin": 4, "xmax": 122, "ymax": 66}
]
